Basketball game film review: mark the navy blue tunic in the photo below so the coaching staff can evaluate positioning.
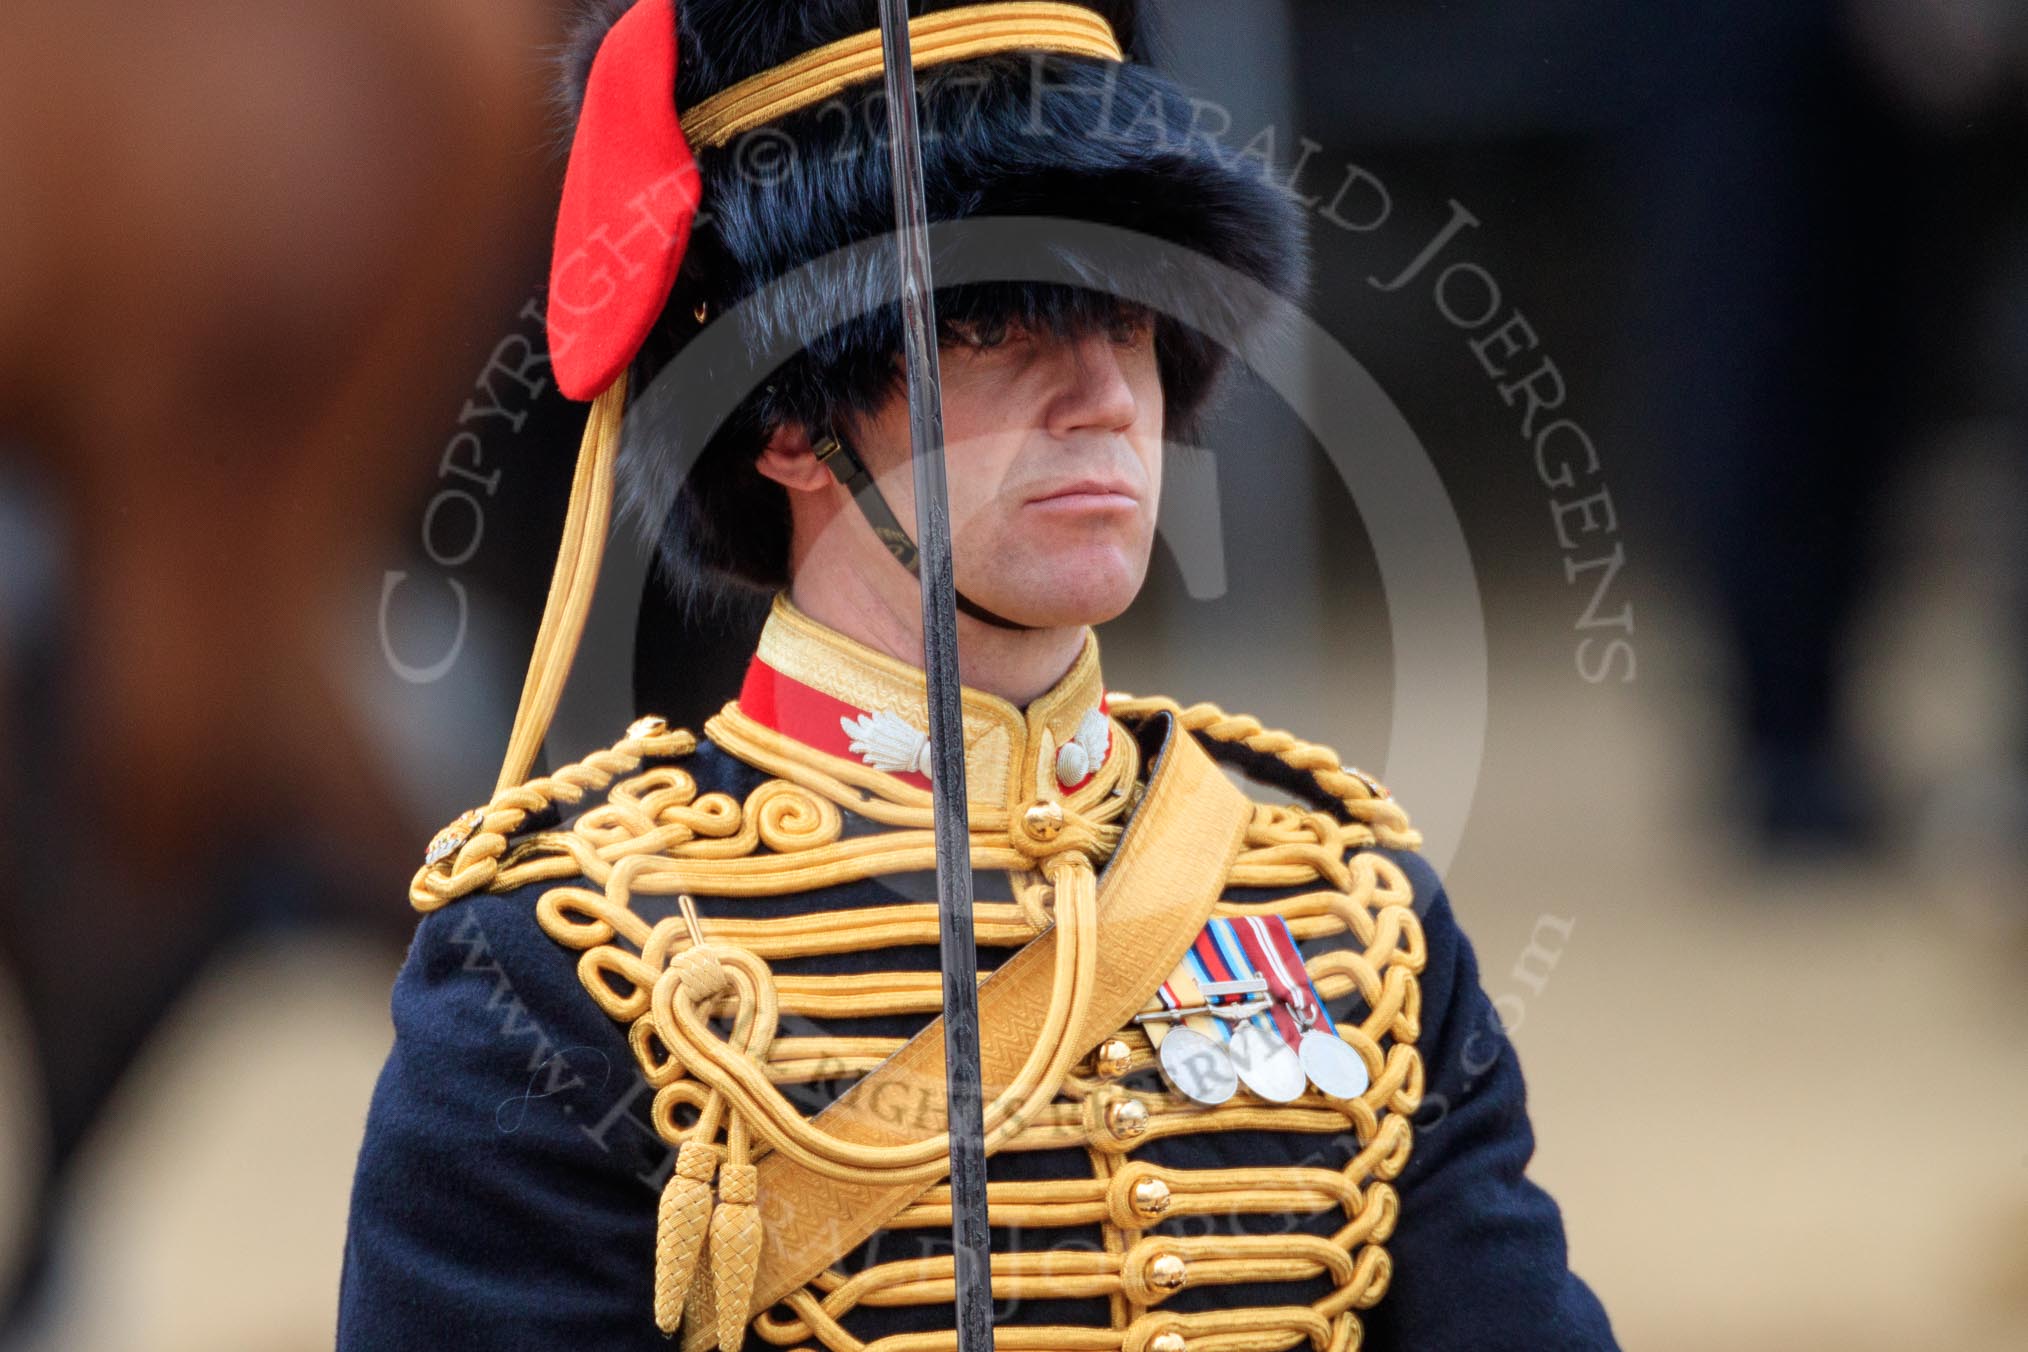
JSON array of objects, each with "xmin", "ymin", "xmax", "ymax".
[{"xmin": 339, "ymin": 736, "xmax": 1618, "ymax": 1350}]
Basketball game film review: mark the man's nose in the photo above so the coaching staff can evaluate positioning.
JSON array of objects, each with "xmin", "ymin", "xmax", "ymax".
[{"xmin": 1046, "ymin": 330, "xmax": 1142, "ymax": 435}]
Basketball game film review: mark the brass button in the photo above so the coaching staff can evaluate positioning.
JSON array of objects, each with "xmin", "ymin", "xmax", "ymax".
[
  {"xmin": 1148, "ymin": 1253, "xmax": 1187, "ymax": 1292},
  {"xmin": 1092, "ymin": 1038, "xmax": 1133, "ymax": 1080},
  {"xmin": 627, "ymin": 715, "xmax": 670, "ymax": 741},
  {"xmin": 1149, "ymin": 1333, "xmax": 1187, "ymax": 1352},
  {"xmin": 1105, "ymin": 1098, "xmax": 1149, "ymax": 1140},
  {"xmin": 1023, "ymin": 801, "xmax": 1065, "ymax": 841},
  {"xmin": 1130, "ymin": 1176, "xmax": 1172, "ymax": 1218}
]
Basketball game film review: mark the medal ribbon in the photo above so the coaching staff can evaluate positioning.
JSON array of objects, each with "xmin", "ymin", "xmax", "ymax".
[
  {"xmin": 1236, "ymin": 914, "xmax": 1337, "ymax": 1037},
  {"xmin": 1151, "ymin": 964, "xmax": 1227, "ymax": 1048},
  {"xmin": 1194, "ymin": 919, "xmax": 1298, "ymax": 1050}
]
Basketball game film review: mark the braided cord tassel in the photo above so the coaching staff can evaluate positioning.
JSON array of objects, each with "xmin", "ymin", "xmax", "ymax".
[
  {"xmin": 710, "ymin": 1116, "xmax": 764, "ymax": 1351},
  {"xmin": 655, "ymin": 1140, "xmax": 720, "ymax": 1334}
]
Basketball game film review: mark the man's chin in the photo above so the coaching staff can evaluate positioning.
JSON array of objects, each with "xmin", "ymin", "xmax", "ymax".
[{"xmin": 958, "ymin": 557, "xmax": 1147, "ymax": 631}]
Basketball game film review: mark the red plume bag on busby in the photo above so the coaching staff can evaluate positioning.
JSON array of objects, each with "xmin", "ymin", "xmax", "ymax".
[{"xmin": 546, "ymin": 0, "xmax": 698, "ymax": 402}]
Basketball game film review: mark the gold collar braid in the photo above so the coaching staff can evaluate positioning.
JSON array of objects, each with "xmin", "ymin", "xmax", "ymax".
[{"xmin": 680, "ymin": 2, "xmax": 1125, "ymax": 149}]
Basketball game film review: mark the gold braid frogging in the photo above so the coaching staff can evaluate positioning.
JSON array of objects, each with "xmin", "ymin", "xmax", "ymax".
[{"xmin": 409, "ymin": 707, "xmax": 1426, "ymax": 1352}]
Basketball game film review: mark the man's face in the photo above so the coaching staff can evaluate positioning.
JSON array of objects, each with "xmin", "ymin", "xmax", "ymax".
[{"xmin": 845, "ymin": 315, "xmax": 1165, "ymax": 629}]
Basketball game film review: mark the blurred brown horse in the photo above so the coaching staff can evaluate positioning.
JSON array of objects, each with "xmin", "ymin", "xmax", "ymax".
[{"xmin": 0, "ymin": 0, "xmax": 564, "ymax": 1317}]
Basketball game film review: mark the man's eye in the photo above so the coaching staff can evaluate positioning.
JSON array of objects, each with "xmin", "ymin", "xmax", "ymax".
[
  {"xmin": 943, "ymin": 317, "xmax": 1012, "ymax": 349},
  {"xmin": 1105, "ymin": 308, "xmax": 1153, "ymax": 345}
]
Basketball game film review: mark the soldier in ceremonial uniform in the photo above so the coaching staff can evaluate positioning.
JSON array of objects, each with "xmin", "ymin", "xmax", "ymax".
[{"xmin": 340, "ymin": 2, "xmax": 1619, "ymax": 1349}]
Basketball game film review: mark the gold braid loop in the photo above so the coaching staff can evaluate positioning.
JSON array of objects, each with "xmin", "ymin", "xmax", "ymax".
[
  {"xmin": 1108, "ymin": 695, "xmax": 1421, "ymax": 851},
  {"xmin": 646, "ymin": 874, "xmax": 1099, "ymax": 1186},
  {"xmin": 408, "ymin": 720, "xmax": 697, "ymax": 913}
]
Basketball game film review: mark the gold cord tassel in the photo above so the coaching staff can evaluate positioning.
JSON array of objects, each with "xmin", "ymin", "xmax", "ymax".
[
  {"xmin": 654, "ymin": 1139, "xmax": 719, "ymax": 1335},
  {"xmin": 493, "ymin": 371, "xmax": 629, "ymax": 798},
  {"xmin": 709, "ymin": 1158, "xmax": 763, "ymax": 1351}
]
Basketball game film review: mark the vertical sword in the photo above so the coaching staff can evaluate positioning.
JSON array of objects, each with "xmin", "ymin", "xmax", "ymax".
[{"xmin": 871, "ymin": 4, "xmax": 997, "ymax": 1352}]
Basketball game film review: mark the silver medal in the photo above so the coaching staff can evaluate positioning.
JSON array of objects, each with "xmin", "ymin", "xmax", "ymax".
[
  {"xmin": 1298, "ymin": 1029, "xmax": 1370, "ymax": 1099},
  {"xmin": 1156, "ymin": 1026, "xmax": 1239, "ymax": 1105},
  {"xmin": 1227, "ymin": 1020, "xmax": 1307, "ymax": 1103}
]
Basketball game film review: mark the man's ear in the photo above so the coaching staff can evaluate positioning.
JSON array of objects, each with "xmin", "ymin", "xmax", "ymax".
[{"xmin": 755, "ymin": 422, "xmax": 834, "ymax": 494}]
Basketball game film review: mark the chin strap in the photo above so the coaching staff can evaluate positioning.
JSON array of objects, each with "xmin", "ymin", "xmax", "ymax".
[{"xmin": 813, "ymin": 431, "xmax": 1035, "ymax": 631}]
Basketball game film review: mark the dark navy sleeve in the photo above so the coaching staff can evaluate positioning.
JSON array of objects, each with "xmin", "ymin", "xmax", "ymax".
[
  {"xmin": 1355, "ymin": 849, "xmax": 1620, "ymax": 1352},
  {"xmin": 337, "ymin": 886, "xmax": 674, "ymax": 1350}
]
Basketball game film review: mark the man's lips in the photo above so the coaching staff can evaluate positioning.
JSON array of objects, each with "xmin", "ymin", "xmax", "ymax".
[{"xmin": 1024, "ymin": 479, "xmax": 1141, "ymax": 510}]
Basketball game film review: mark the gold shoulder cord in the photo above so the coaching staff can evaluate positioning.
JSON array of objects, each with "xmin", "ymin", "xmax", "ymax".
[
  {"xmin": 1107, "ymin": 695, "xmax": 1423, "ymax": 853},
  {"xmin": 412, "ymin": 711, "xmax": 693, "ymax": 914},
  {"xmin": 412, "ymin": 697, "xmax": 1428, "ymax": 1352}
]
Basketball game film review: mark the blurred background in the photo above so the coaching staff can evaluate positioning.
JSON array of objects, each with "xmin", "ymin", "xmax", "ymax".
[{"xmin": 2, "ymin": 0, "xmax": 2025, "ymax": 1348}]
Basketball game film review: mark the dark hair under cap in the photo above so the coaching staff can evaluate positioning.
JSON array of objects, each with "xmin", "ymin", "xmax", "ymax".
[{"xmin": 553, "ymin": 0, "xmax": 1308, "ymax": 602}]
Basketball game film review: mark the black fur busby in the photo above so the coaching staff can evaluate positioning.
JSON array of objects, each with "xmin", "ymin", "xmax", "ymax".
[{"xmin": 554, "ymin": 0, "xmax": 1308, "ymax": 601}]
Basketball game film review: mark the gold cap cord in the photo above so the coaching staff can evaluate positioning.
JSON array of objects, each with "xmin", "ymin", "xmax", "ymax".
[
  {"xmin": 494, "ymin": 371, "xmax": 627, "ymax": 797},
  {"xmin": 680, "ymin": 2, "xmax": 1123, "ymax": 149}
]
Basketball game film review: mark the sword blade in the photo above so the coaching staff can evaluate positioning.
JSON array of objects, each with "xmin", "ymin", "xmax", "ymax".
[{"xmin": 872, "ymin": 5, "xmax": 997, "ymax": 1351}]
